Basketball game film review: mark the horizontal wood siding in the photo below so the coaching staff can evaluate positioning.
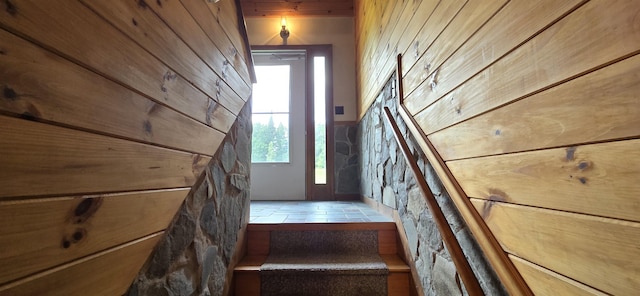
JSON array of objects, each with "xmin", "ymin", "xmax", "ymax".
[
  {"xmin": 403, "ymin": 0, "xmax": 585, "ymax": 115},
  {"xmin": 0, "ymin": 116, "xmax": 211, "ymax": 198},
  {"xmin": 0, "ymin": 29, "xmax": 225, "ymax": 155},
  {"xmin": 509, "ymin": 255, "xmax": 607, "ymax": 296},
  {"xmin": 0, "ymin": 0, "xmax": 250, "ymax": 292},
  {"xmin": 472, "ymin": 199, "xmax": 640, "ymax": 295},
  {"xmin": 356, "ymin": 0, "xmax": 640, "ymax": 294},
  {"xmin": 414, "ymin": 0, "xmax": 640, "ymax": 134},
  {"xmin": 429, "ymin": 54, "xmax": 640, "ymax": 161},
  {"xmin": 448, "ymin": 140, "xmax": 640, "ymax": 222},
  {"xmin": 0, "ymin": 233, "xmax": 163, "ymax": 296},
  {"xmin": 0, "ymin": 189, "xmax": 187, "ymax": 284}
]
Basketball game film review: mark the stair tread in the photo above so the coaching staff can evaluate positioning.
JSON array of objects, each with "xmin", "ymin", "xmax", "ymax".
[
  {"xmin": 235, "ymin": 254, "xmax": 409, "ymax": 273},
  {"xmin": 248, "ymin": 222, "xmax": 396, "ymax": 232},
  {"xmin": 262, "ymin": 253, "xmax": 388, "ymax": 274},
  {"xmin": 235, "ymin": 255, "xmax": 267, "ymax": 272},
  {"xmin": 381, "ymin": 254, "xmax": 411, "ymax": 273}
]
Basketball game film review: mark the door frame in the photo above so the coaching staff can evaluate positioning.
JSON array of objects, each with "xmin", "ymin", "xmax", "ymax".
[{"xmin": 251, "ymin": 45, "xmax": 334, "ymax": 201}]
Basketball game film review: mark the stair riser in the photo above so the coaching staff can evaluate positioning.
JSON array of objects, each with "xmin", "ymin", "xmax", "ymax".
[
  {"xmin": 234, "ymin": 271, "xmax": 409, "ymax": 296},
  {"xmin": 235, "ymin": 223, "xmax": 409, "ymax": 296},
  {"xmin": 261, "ymin": 274, "xmax": 387, "ymax": 296},
  {"xmin": 246, "ymin": 224, "xmax": 397, "ymax": 256}
]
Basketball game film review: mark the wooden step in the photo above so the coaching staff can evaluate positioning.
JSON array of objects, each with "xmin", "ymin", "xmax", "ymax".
[
  {"xmin": 246, "ymin": 222, "xmax": 398, "ymax": 256},
  {"xmin": 234, "ymin": 222, "xmax": 411, "ymax": 296},
  {"xmin": 234, "ymin": 254, "xmax": 410, "ymax": 296}
]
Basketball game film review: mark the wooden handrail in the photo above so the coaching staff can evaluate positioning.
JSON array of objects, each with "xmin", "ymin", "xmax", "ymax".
[
  {"xmin": 394, "ymin": 54, "xmax": 532, "ymax": 295},
  {"xmin": 234, "ymin": 0, "xmax": 257, "ymax": 83},
  {"xmin": 383, "ymin": 107, "xmax": 484, "ymax": 296}
]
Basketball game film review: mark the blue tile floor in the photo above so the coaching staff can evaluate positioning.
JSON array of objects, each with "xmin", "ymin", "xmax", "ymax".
[{"xmin": 249, "ymin": 201, "xmax": 393, "ymax": 224}]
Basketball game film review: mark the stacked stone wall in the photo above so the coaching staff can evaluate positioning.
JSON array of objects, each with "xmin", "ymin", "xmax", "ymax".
[
  {"xmin": 334, "ymin": 123, "xmax": 360, "ymax": 195},
  {"xmin": 127, "ymin": 103, "xmax": 252, "ymax": 296},
  {"xmin": 358, "ymin": 75, "xmax": 507, "ymax": 296}
]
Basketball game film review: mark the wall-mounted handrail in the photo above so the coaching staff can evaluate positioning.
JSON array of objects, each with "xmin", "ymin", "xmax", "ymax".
[
  {"xmin": 394, "ymin": 54, "xmax": 532, "ymax": 296},
  {"xmin": 383, "ymin": 107, "xmax": 484, "ymax": 296},
  {"xmin": 234, "ymin": 0, "xmax": 257, "ymax": 83}
]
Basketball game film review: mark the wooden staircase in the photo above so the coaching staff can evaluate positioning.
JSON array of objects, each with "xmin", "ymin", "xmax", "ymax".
[{"xmin": 234, "ymin": 222, "xmax": 411, "ymax": 296}]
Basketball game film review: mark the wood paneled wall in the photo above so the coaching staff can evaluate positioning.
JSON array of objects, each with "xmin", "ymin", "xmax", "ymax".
[
  {"xmin": 356, "ymin": 0, "xmax": 640, "ymax": 295},
  {"xmin": 240, "ymin": 0, "xmax": 354, "ymax": 17},
  {"xmin": 0, "ymin": 0, "xmax": 252, "ymax": 294}
]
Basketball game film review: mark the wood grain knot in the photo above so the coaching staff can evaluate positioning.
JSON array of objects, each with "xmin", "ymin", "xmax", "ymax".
[
  {"xmin": 3, "ymin": 85, "xmax": 17, "ymax": 100},
  {"xmin": 577, "ymin": 161, "xmax": 591, "ymax": 170},
  {"xmin": 481, "ymin": 200, "xmax": 496, "ymax": 219},
  {"xmin": 73, "ymin": 197, "xmax": 103, "ymax": 224},
  {"xmin": 61, "ymin": 228, "xmax": 87, "ymax": 249},
  {"xmin": 143, "ymin": 120, "xmax": 152, "ymax": 135},
  {"xmin": 206, "ymin": 100, "xmax": 217, "ymax": 126},
  {"xmin": 4, "ymin": 0, "xmax": 16, "ymax": 16},
  {"xmin": 565, "ymin": 146, "xmax": 577, "ymax": 161},
  {"xmin": 482, "ymin": 190, "xmax": 508, "ymax": 218},
  {"xmin": 163, "ymin": 70, "xmax": 177, "ymax": 81},
  {"xmin": 487, "ymin": 189, "xmax": 508, "ymax": 202},
  {"xmin": 72, "ymin": 230, "xmax": 84, "ymax": 241}
]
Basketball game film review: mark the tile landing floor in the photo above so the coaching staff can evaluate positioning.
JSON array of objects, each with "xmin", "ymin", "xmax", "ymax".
[{"xmin": 249, "ymin": 201, "xmax": 393, "ymax": 224}]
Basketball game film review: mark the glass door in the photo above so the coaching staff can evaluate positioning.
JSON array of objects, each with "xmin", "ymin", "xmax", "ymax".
[
  {"xmin": 250, "ymin": 45, "xmax": 333, "ymax": 201},
  {"xmin": 250, "ymin": 50, "xmax": 307, "ymax": 200}
]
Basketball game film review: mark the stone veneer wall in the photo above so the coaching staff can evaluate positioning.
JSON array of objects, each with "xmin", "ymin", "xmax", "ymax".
[
  {"xmin": 334, "ymin": 123, "xmax": 360, "ymax": 196},
  {"xmin": 358, "ymin": 75, "xmax": 507, "ymax": 296},
  {"xmin": 127, "ymin": 103, "xmax": 252, "ymax": 296}
]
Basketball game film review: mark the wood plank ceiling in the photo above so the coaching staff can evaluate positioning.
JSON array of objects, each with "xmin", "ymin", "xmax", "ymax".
[{"xmin": 239, "ymin": 0, "xmax": 354, "ymax": 17}]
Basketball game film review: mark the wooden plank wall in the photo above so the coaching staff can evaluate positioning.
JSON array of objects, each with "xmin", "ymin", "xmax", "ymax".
[
  {"xmin": 0, "ymin": 0, "xmax": 252, "ymax": 294},
  {"xmin": 240, "ymin": 0, "xmax": 354, "ymax": 17},
  {"xmin": 355, "ymin": 0, "xmax": 640, "ymax": 295}
]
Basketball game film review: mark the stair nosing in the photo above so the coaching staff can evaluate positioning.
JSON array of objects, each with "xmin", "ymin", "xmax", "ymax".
[
  {"xmin": 235, "ymin": 254, "xmax": 410, "ymax": 273},
  {"xmin": 247, "ymin": 222, "xmax": 397, "ymax": 232}
]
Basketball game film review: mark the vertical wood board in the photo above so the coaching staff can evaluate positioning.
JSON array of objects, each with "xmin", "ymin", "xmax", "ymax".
[
  {"xmin": 472, "ymin": 199, "xmax": 640, "ymax": 295},
  {"xmin": 0, "ymin": 189, "xmax": 187, "ymax": 285}
]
